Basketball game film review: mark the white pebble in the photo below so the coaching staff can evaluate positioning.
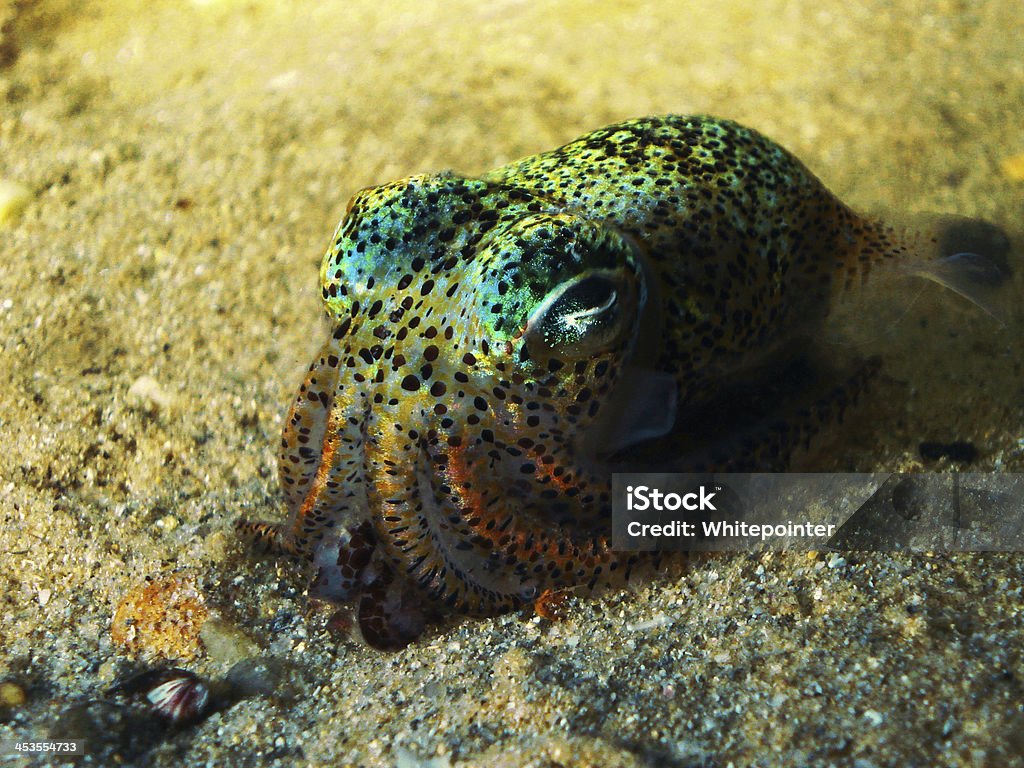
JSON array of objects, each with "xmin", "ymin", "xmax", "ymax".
[
  {"xmin": 864, "ymin": 709, "xmax": 884, "ymax": 727},
  {"xmin": 128, "ymin": 375, "xmax": 175, "ymax": 413}
]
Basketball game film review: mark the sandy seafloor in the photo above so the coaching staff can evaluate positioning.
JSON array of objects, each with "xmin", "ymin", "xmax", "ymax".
[{"xmin": 1, "ymin": 1, "xmax": 1023, "ymax": 766}]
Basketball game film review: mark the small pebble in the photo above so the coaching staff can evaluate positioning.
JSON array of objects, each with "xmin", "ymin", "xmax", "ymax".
[
  {"xmin": 0, "ymin": 680, "xmax": 27, "ymax": 707},
  {"xmin": 626, "ymin": 614, "xmax": 673, "ymax": 632},
  {"xmin": 0, "ymin": 180, "xmax": 31, "ymax": 225},
  {"xmin": 199, "ymin": 617, "xmax": 260, "ymax": 666},
  {"xmin": 128, "ymin": 375, "xmax": 175, "ymax": 414},
  {"xmin": 156, "ymin": 514, "xmax": 179, "ymax": 532}
]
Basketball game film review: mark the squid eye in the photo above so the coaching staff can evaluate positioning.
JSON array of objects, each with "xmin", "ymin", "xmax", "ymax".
[{"xmin": 530, "ymin": 274, "xmax": 629, "ymax": 354}]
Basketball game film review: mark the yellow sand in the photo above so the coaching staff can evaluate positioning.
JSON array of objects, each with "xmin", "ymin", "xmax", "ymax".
[{"xmin": 0, "ymin": 1, "xmax": 1022, "ymax": 765}]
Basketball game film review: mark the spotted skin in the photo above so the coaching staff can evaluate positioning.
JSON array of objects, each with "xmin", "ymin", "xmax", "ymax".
[{"xmin": 239, "ymin": 115, "xmax": 925, "ymax": 649}]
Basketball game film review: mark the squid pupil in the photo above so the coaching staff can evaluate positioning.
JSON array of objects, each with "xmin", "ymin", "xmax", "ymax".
[{"xmin": 542, "ymin": 276, "xmax": 619, "ymax": 346}]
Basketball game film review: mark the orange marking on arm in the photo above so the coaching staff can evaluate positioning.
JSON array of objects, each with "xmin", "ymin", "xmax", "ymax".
[
  {"xmin": 289, "ymin": 406, "xmax": 343, "ymax": 543},
  {"xmin": 444, "ymin": 443, "xmax": 613, "ymax": 568}
]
